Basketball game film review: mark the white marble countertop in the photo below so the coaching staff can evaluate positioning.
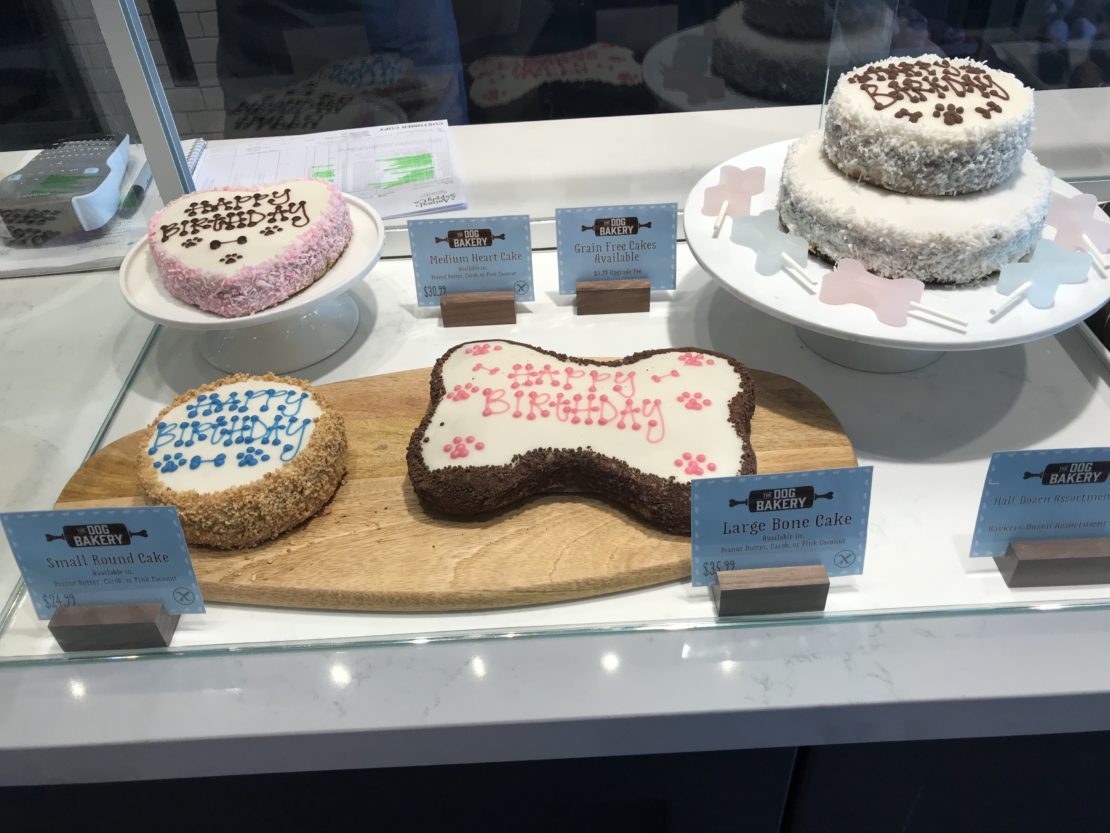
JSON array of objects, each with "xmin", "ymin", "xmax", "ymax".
[{"xmin": 2, "ymin": 101, "xmax": 1110, "ymax": 785}]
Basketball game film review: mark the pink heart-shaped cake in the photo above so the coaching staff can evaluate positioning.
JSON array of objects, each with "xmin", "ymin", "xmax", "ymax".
[{"xmin": 148, "ymin": 179, "xmax": 353, "ymax": 317}]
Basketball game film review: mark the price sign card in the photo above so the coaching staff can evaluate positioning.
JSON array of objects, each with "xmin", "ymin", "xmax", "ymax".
[
  {"xmin": 555, "ymin": 203, "xmax": 677, "ymax": 293},
  {"xmin": 408, "ymin": 214, "xmax": 533, "ymax": 306},
  {"xmin": 691, "ymin": 467, "xmax": 872, "ymax": 587},
  {"xmin": 970, "ymin": 448, "xmax": 1110, "ymax": 557},
  {"xmin": 0, "ymin": 507, "xmax": 204, "ymax": 619}
]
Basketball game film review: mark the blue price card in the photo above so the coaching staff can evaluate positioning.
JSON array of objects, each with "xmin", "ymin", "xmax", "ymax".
[
  {"xmin": 0, "ymin": 507, "xmax": 205, "ymax": 619},
  {"xmin": 408, "ymin": 214, "xmax": 533, "ymax": 307},
  {"xmin": 970, "ymin": 448, "xmax": 1110, "ymax": 557},
  {"xmin": 691, "ymin": 467, "xmax": 873, "ymax": 587},
  {"xmin": 555, "ymin": 203, "xmax": 678, "ymax": 293}
]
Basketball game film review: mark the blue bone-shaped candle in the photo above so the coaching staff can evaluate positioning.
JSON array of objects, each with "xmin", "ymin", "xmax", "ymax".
[
  {"xmin": 730, "ymin": 209, "xmax": 809, "ymax": 276},
  {"xmin": 996, "ymin": 239, "xmax": 1091, "ymax": 310}
]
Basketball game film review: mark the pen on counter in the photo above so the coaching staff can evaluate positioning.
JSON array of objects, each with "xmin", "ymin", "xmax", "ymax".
[{"xmin": 118, "ymin": 161, "xmax": 153, "ymax": 217}]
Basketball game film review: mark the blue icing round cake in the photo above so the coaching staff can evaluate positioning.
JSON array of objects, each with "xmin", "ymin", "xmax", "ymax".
[{"xmin": 138, "ymin": 373, "xmax": 347, "ymax": 549}]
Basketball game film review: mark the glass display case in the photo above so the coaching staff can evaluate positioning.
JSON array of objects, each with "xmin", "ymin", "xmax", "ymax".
[{"xmin": 1, "ymin": 0, "xmax": 1109, "ymax": 665}]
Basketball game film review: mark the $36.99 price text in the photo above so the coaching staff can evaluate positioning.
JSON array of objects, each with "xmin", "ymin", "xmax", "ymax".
[{"xmin": 701, "ymin": 560, "xmax": 736, "ymax": 577}]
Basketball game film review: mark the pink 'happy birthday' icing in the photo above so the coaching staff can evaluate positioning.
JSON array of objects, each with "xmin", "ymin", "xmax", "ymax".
[
  {"xmin": 421, "ymin": 342, "xmax": 749, "ymax": 481},
  {"xmin": 444, "ymin": 348, "xmax": 733, "ymax": 445}
]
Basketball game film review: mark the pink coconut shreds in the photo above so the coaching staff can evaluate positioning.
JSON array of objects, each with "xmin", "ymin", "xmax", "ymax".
[{"xmin": 148, "ymin": 187, "xmax": 354, "ymax": 318}]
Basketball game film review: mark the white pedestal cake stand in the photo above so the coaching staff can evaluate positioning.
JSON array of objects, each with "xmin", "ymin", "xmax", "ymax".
[
  {"xmin": 684, "ymin": 139, "xmax": 1110, "ymax": 372},
  {"xmin": 120, "ymin": 194, "xmax": 385, "ymax": 374}
]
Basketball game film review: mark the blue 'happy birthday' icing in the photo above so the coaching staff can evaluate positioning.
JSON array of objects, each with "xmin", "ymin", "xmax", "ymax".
[{"xmin": 148, "ymin": 387, "xmax": 315, "ymax": 474}]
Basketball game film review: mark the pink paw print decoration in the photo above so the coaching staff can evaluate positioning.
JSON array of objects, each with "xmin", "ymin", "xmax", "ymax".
[
  {"xmin": 464, "ymin": 343, "xmax": 503, "ymax": 357},
  {"xmin": 446, "ymin": 382, "xmax": 480, "ymax": 402},
  {"xmin": 677, "ymin": 352, "xmax": 715, "ymax": 367},
  {"xmin": 677, "ymin": 391, "xmax": 713, "ymax": 410},
  {"xmin": 674, "ymin": 452, "xmax": 717, "ymax": 476},
  {"xmin": 443, "ymin": 435, "xmax": 485, "ymax": 460}
]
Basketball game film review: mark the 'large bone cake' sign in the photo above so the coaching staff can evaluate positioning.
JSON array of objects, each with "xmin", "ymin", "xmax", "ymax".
[{"xmin": 406, "ymin": 340, "xmax": 757, "ymax": 534}]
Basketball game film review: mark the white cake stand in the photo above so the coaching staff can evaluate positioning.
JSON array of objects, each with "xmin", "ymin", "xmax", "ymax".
[
  {"xmin": 120, "ymin": 194, "xmax": 385, "ymax": 374},
  {"xmin": 684, "ymin": 139, "xmax": 1110, "ymax": 372}
]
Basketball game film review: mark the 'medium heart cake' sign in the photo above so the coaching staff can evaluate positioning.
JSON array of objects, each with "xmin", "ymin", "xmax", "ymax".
[{"xmin": 408, "ymin": 215, "xmax": 534, "ymax": 305}]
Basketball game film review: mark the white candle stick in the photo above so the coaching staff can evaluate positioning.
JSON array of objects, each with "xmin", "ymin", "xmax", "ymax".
[
  {"xmin": 908, "ymin": 301, "xmax": 968, "ymax": 327},
  {"xmin": 712, "ymin": 200, "xmax": 729, "ymax": 238},
  {"xmin": 1082, "ymin": 234, "xmax": 1109, "ymax": 279},
  {"xmin": 907, "ymin": 310, "xmax": 968, "ymax": 334},
  {"xmin": 782, "ymin": 253, "xmax": 819, "ymax": 287},
  {"xmin": 989, "ymin": 280, "xmax": 1032, "ymax": 323}
]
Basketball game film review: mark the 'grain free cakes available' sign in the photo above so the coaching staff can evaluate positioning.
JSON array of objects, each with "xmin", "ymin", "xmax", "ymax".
[
  {"xmin": 556, "ymin": 203, "xmax": 678, "ymax": 293},
  {"xmin": 409, "ymin": 215, "xmax": 533, "ymax": 306},
  {"xmin": 971, "ymin": 448, "xmax": 1110, "ymax": 556}
]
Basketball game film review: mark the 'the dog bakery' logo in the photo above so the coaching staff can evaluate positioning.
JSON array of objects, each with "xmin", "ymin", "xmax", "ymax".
[
  {"xmin": 729, "ymin": 486, "xmax": 833, "ymax": 512},
  {"xmin": 45, "ymin": 523, "xmax": 147, "ymax": 547},
  {"xmin": 435, "ymin": 228, "xmax": 505, "ymax": 248},
  {"xmin": 581, "ymin": 216, "xmax": 652, "ymax": 237},
  {"xmin": 1023, "ymin": 460, "xmax": 1110, "ymax": 486}
]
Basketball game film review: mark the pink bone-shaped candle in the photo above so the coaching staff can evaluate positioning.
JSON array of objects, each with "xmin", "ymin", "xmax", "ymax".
[{"xmin": 819, "ymin": 259, "xmax": 924, "ymax": 326}]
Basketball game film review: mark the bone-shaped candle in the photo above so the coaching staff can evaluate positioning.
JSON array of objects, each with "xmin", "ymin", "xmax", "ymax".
[
  {"xmin": 821, "ymin": 259, "xmax": 969, "ymax": 332},
  {"xmin": 702, "ymin": 166, "xmax": 766, "ymax": 237},
  {"xmin": 730, "ymin": 209, "xmax": 815, "ymax": 292},
  {"xmin": 1046, "ymin": 193, "xmax": 1110, "ymax": 279},
  {"xmin": 407, "ymin": 340, "xmax": 756, "ymax": 534},
  {"xmin": 992, "ymin": 239, "xmax": 1092, "ymax": 322}
]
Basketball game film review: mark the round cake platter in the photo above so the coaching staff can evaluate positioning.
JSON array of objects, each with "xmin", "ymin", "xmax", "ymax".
[
  {"xmin": 120, "ymin": 194, "xmax": 385, "ymax": 374},
  {"xmin": 642, "ymin": 25, "xmax": 772, "ymax": 112},
  {"xmin": 684, "ymin": 138, "xmax": 1110, "ymax": 372}
]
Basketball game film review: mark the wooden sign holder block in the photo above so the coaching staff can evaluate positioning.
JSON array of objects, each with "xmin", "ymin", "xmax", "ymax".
[
  {"xmin": 48, "ymin": 603, "xmax": 179, "ymax": 652},
  {"xmin": 575, "ymin": 279, "xmax": 651, "ymax": 315},
  {"xmin": 994, "ymin": 537, "xmax": 1110, "ymax": 588},
  {"xmin": 713, "ymin": 565, "xmax": 830, "ymax": 617},
  {"xmin": 440, "ymin": 291, "xmax": 516, "ymax": 328}
]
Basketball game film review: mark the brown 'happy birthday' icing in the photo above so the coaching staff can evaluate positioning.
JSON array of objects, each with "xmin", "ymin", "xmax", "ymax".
[
  {"xmin": 157, "ymin": 187, "xmax": 310, "ymax": 257},
  {"xmin": 848, "ymin": 59, "xmax": 1011, "ymax": 124}
]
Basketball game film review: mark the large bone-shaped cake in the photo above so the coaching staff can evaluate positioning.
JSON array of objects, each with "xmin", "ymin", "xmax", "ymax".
[{"xmin": 406, "ymin": 340, "xmax": 756, "ymax": 534}]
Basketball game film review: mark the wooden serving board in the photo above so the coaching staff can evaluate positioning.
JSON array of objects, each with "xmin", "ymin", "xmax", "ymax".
[{"xmin": 56, "ymin": 367, "xmax": 856, "ymax": 612}]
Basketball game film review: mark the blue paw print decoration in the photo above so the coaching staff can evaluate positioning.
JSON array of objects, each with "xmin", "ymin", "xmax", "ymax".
[
  {"xmin": 153, "ymin": 452, "xmax": 187, "ymax": 473},
  {"xmin": 236, "ymin": 446, "xmax": 272, "ymax": 467}
]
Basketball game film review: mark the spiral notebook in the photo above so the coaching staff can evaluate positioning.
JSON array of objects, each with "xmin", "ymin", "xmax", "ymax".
[{"xmin": 0, "ymin": 138, "xmax": 207, "ymax": 279}]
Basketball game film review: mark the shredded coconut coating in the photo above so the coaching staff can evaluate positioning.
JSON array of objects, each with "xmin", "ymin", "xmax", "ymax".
[
  {"xmin": 778, "ymin": 132, "xmax": 1053, "ymax": 284},
  {"xmin": 823, "ymin": 55, "xmax": 1035, "ymax": 196},
  {"xmin": 148, "ymin": 184, "xmax": 353, "ymax": 318},
  {"xmin": 137, "ymin": 373, "xmax": 347, "ymax": 550}
]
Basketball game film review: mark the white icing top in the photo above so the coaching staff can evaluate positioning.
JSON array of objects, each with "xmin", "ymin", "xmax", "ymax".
[
  {"xmin": 469, "ymin": 44, "xmax": 642, "ymax": 107},
  {"xmin": 147, "ymin": 381, "xmax": 321, "ymax": 494},
  {"xmin": 419, "ymin": 342, "xmax": 748, "ymax": 481},
  {"xmin": 152, "ymin": 180, "xmax": 337, "ymax": 275},
  {"xmin": 827, "ymin": 55, "xmax": 1033, "ymax": 145},
  {"xmin": 782, "ymin": 131, "xmax": 1052, "ymax": 242}
]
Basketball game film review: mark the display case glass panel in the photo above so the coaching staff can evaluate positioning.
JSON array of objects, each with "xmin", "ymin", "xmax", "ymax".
[{"xmin": 1, "ymin": 0, "xmax": 1109, "ymax": 664}]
